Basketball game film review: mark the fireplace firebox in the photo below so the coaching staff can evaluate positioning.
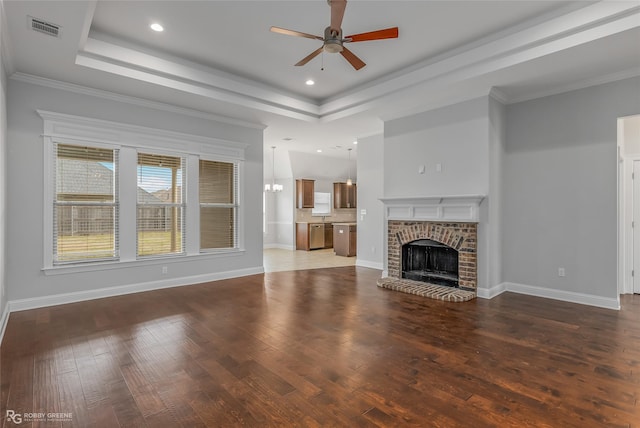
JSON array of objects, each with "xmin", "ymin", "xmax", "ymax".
[{"xmin": 402, "ymin": 239, "xmax": 459, "ymax": 287}]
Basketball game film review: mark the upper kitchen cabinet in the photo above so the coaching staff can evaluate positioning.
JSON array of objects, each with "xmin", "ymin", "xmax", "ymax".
[
  {"xmin": 333, "ymin": 182, "xmax": 357, "ymax": 209},
  {"xmin": 296, "ymin": 179, "xmax": 315, "ymax": 208}
]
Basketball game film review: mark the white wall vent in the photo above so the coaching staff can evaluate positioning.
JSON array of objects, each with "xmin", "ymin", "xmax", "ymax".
[{"xmin": 28, "ymin": 16, "xmax": 61, "ymax": 38}]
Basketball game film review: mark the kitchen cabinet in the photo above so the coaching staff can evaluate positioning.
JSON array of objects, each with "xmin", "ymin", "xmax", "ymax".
[
  {"xmin": 333, "ymin": 223, "xmax": 357, "ymax": 257},
  {"xmin": 324, "ymin": 223, "xmax": 333, "ymax": 248},
  {"xmin": 296, "ymin": 223, "xmax": 309, "ymax": 250},
  {"xmin": 296, "ymin": 222, "xmax": 330, "ymax": 250},
  {"xmin": 333, "ymin": 182, "xmax": 357, "ymax": 209},
  {"xmin": 296, "ymin": 179, "xmax": 315, "ymax": 208}
]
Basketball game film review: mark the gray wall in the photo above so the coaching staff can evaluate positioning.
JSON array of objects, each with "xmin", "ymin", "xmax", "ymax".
[
  {"xmin": 263, "ymin": 177, "xmax": 295, "ymax": 250},
  {"xmin": 0, "ymin": 21, "xmax": 7, "ymax": 318},
  {"xmin": 355, "ymin": 134, "xmax": 384, "ymax": 270},
  {"xmin": 289, "ymin": 151, "xmax": 356, "ymax": 184},
  {"xmin": 383, "ymin": 96, "xmax": 497, "ymax": 289},
  {"xmin": 487, "ymin": 95, "xmax": 506, "ymax": 289},
  {"xmin": 504, "ymin": 76, "xmax": 640, "ymax": 298},
  {"xmin": 384, "ymin": 97, "xmax": 490, "ymax": 197},
  {"xmin": 6, "ymin": 79, "xmax": 264, "ymax": 302}
]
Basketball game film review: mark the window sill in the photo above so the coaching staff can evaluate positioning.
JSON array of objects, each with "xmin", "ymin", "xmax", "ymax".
[{"xmin": 42, "ymin": 249, "xmax": 246, "ymax": 276}]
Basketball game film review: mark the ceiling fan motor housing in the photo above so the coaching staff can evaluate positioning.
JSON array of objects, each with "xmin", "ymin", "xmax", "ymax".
[{"xmin": 323, "ymin": 26, "xmax": 344, "ymax": 53}]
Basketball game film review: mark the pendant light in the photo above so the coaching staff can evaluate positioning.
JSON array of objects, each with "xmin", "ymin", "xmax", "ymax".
[
  {"xmin": 346, "ymin": 147, "xmax": 353, "ymax": 186},
  {"xmin": 265, "ymin": 146, "xmax": 283, "ymax": 192}
]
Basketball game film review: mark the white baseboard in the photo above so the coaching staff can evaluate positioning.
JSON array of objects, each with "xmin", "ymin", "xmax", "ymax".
[
  {"xmin": 263, "ymin": 244, "xmax": 295, "ymax": 250},
  {"xmin": 356, "ymin": 259, "xmax": 383, "ymax": 270},
  {"xmin": 9, "ymin": 266, "xmax": 264, "ymax": 313},
  {"xmin": 503, "ymin": 282, "xmax": 620, "ymax": 310},
  {"xmin": 0, "ymin": 301, "xmax": 9, "ymax": 345},
  {"xmin": 477, "ymin": 282, "xmax": 507, "ymax": 299}
]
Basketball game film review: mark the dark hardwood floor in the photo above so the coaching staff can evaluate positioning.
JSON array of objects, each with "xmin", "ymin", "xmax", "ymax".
[{"xmin": 1, "ymin": 266, "xmax": 639, "ymax": 427}]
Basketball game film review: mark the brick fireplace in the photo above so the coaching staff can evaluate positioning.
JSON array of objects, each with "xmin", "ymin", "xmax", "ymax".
[
  {"xmin": 379, "ymin": 196, "xmax": 483, "ymax": 301},
  {"xmin": 388, "ymin": 221, "xmax": 477, "ymax": 290}
]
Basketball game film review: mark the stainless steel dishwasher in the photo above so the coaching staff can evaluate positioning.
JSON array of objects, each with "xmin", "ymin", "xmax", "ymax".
[{"xmin": 309, "ymin": 224, "xmax": 325, "ymax": 249}]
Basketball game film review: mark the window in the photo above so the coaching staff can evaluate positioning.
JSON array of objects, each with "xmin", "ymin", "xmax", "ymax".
[
  {"xmin": 199, "ymin": 159, "xmax": 238, "ymax": 250},
  {"xmin": 137, "ymin": 153, "xmax": 185, "ymax": 257},
  {"xmin": 41, "ymin": 110, "xmax": 246, "ymax": 271},
  {"xmin": 54, "ymin": 144, "xmax": 118, "ymax": 263}
]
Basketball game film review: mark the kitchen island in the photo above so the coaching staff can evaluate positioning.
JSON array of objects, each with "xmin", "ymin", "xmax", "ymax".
[{"xmin": 332, "ymin": 223, "xmax": 357, "ymax": 257}]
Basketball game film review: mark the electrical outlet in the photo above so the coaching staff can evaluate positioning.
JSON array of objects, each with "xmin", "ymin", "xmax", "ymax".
[
  {"xmin": 162, "ymin": 266, "xmax": 168, "ymax": 275},
  {"xmin": 558, "ymin": 267, "xmax": 565, "ymax": 277},
  {"xmin": 371, "ymin": 246, "xmax": 376, "ymax": 253}
]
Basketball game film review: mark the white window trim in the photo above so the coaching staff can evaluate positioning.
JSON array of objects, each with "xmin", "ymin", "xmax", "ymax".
[{"xmin": 39, "ymin": 110, "xmax": 248, "ymax": 274}]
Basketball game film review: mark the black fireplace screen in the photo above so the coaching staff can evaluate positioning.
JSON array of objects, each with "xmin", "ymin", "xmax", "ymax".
[{"xmin": 401, "ymin": 239, "xmax": 459, "ymax": 287}]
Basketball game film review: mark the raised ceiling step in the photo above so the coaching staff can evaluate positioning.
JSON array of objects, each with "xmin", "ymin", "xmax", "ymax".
[{"xmin": 377, "ymin": 277, "xmax": 476, "ymax": 302}]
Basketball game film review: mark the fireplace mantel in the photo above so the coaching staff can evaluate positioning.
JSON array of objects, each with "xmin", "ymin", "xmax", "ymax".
[{"xmin": 380, "ymin": 195, "xmax": 485, "ymax": 222}]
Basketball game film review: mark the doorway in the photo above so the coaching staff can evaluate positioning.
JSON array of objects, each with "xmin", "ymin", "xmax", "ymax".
[
  {"xmin": 619, "ymin": 115, "xmax": 640, "ymax": 295},
  {"xmin": 634, "ymin": 160, "xmax": 640, "ymax": 293}
]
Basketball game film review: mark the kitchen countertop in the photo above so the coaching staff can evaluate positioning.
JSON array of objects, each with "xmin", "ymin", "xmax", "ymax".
[
  {"xmin": 332, "ymin": 222, "xmax": 357, "ymax": 226},
  {"xmin": 296, "ymin": 221, "xmax": 344, "ymax": 224}
]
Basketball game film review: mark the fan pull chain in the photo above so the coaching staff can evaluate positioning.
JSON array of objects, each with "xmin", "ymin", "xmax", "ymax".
[{"xmin": 321, "ymin": 51, "xmax": 325, "ymax": 71}]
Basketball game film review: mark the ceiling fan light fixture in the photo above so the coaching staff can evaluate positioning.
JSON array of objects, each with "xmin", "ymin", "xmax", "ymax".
[
  {"xmin": 323, "ymin": 41, "xmax": 343, "ymax": 54},
  {"xmin": 323, "ymin": 26, "xmax": 343, "ymax": 53}
]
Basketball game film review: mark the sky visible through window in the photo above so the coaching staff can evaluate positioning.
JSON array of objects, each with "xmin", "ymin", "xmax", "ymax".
[
  {"xmin": 99, "ymin": 162, "xmax": 182, "ymax": 193},
  {"xmin": 137, "ymin": 165, "xmax": 183, "ymax": 193}
]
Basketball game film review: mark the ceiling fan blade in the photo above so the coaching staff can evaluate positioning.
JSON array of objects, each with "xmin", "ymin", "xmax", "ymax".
[
  {"xmin": 340, "ymin": 47, "xmax": 366, "ymax": 70},
  {"xmin": 270, "ymin": 26, "xmax": 324, "ymax": 41},
  {"xmin": 295, "ymin": 47, "xmax": 324, "ymax": 67},
  {"xmin": 330, "ymin": 0, "xmax": 347, "ymax": 33},
  {"xmin": 345, "ymin": 27, "xmax": 399, "ymax": 43}
]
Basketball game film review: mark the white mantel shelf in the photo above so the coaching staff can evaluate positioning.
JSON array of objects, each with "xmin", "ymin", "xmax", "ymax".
[{"xmin": 379, "ymin": 195, "xmax": 485, "ymax": 222}]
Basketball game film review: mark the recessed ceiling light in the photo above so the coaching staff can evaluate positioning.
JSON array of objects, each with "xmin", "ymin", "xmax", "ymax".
[
  {"xmin": 317, "ymin": 149, "xmax": 322, "ymax": 153},
  {"xmin": 283, "ymin": 137, "xmax": 293, "ymax": 141},
  {"xmin": 150, "ymin": 23, "xmax": 164, "ymax": 32},
  {"xmin": 306, "ymin": 79, "xmax": 315, "ymax": 86},
  {"xmin": 353, "ymin": 140, "xmax": 358, "ymax": 145}
]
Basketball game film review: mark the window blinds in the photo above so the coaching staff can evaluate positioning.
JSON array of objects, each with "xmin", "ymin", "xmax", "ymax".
[
  {"xmin": 137, "ymin": 152, "xmax": 185, "ymax": 256},
  {"xmin": 54, "ymin": 144, "xmax": 118, "ymax": 263},
  {"xmin": 199, "ymin": 159, "xmax": 238, "ymax": 249}
]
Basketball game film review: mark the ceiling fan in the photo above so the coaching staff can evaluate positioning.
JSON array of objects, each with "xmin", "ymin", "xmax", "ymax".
[{"xmin": 270, "ymin": 0, "xmax": 398, "ymax": 71}]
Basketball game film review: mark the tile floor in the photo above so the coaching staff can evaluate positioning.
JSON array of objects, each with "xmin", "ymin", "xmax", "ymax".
[{"xmin": 263, "ymin": 248, "xmax": 356, "ymax": 272}]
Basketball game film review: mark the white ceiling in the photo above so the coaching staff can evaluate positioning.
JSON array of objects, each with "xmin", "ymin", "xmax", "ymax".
[{"xmin": 3, "ymin": 0, "xmax": 640, "ymax": 163}]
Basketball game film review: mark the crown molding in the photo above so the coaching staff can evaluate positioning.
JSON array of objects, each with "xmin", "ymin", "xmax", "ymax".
[
  {"xmin": 77, "ymin": 34, "xmax": 321, "ymax": 122},
  {"xmin": 506, "ymin": 67, "xmax": 640, "ymax": 105},
  {"xmin": 10, "ymin": 72, "xmax": 267, "ymax": 130},
  {"xmin": 488, "ymin": 87, "xmax": 509, "ymax": 104}
]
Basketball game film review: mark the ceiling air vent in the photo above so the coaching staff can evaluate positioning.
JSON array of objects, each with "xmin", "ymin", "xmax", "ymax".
[{"xmin": 28, "ymin": 16, "xmax": 61, "ymax": 38}]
